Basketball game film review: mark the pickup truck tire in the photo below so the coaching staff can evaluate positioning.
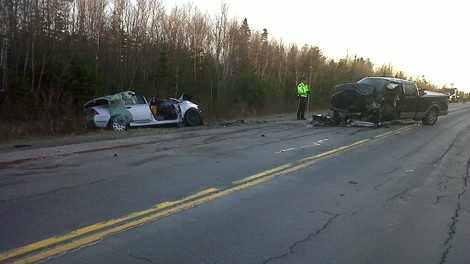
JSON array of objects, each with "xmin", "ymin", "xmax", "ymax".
[{"xmin": 422, "ymin": 108, "xmax": 438, "ymax": 125}]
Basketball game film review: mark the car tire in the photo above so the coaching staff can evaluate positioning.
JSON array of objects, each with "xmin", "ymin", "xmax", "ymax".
[
  {"xmin": 108, "ymin": 115, "xmax": 129, "ymax": 131},
  {"xmin": 184, "ymin": 109, "xmax": 203, "ymax": 126},
  {"xmin": 422, "ymin": 108, "xmax": 437, "ymax": 125}
]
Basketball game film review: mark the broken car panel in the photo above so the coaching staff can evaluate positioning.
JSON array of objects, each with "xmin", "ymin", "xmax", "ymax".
[
  {"xmin": 108, "ymin": 91, "xmax": 135, "ymax": 131},
  {"xmin": 325, "ymin": 77, "xmax": 449, "ymax": 126}
]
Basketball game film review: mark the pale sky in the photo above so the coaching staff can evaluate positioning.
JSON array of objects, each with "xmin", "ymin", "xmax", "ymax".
[{"xmin": 166, "ymin": 0, "xmax": 469, "ymax": 92}]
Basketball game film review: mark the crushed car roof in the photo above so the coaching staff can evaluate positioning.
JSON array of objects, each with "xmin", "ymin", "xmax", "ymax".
[
  {"xmin": 83, "ymin": 96, "xmax": 110, "ymax": 108},
  {"xmin": 83, "ymin": 91, "xmax": 137, "ymax": 108}
]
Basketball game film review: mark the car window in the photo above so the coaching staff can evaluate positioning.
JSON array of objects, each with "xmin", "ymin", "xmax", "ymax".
[
  {"xmin": 358, "ymin": 78, "xmax": 387, "ymax": 98},
  {"xmin": 134, "ymin": 94, "xmax": 147, "ymax": 104},
  {"xmin": 358, "ymin": 78, "xmax": 387, "ymax": 89},
  {"xmin": 404, "ymin": 84, "xmax": 417, "ymax": 96}
]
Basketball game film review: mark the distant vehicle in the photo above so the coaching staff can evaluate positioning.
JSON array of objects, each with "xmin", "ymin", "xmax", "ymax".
[
  {"xmin": 84, "ymin": 91, "xmax": 203, "ymax": 131},
  {"xmin": 451, "ymin": 89, "xmax": 459, "ymax": 103},
  {"xmin": 442, "ymin": 88, "xmax": 459, "ymax": 103},
  {"xmin": 326, "ymin": 77, "xmax": 449, "ymax": 125}
]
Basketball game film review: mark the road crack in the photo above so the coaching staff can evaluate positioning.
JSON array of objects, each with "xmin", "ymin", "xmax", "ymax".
[
  {"xmin": 129, "ymin": 253, "xmax": 153, "ymax": 263},
  {"xmin": 0, "ymin": 178, "xmax": 107, "ymax": 203},
  {"xmin": 262, "ymin": 210, "xmax": 348, "ymax": 264},
  {"xmin": 385, "ymin": 187, "xmax": 408, "ymax": 201},
  {"xmin": 440, "ymin": 157, "xmax": 469, "ymax": 263}
]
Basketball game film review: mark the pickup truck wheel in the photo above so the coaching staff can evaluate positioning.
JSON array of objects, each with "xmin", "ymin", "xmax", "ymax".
[
  {"xmin": 184, "ymin": 109, "xmax": 202, "ymax": 126},
  {"xmin": 422, "ymin": 108, "xmax": 437, "ymax": 125}
]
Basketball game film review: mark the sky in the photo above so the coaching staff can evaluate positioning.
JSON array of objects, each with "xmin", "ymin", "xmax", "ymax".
[{"xmin": 165, "ymin": 0, "xmax": 469, "ymax": 92}]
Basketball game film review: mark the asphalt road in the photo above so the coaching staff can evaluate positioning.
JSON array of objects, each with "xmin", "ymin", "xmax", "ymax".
[{"xmin": 1, "ymin": 103, "xmax": 470, "ymax": 264}]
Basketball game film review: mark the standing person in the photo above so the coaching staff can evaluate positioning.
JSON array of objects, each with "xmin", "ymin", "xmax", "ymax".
[
  {"xmin": 296, "ymin": 76, "xmax": 310, "ymax": 120},
  {"xmin": 463, "ymin": 93, "xmax": 467, "ymax": 104}
]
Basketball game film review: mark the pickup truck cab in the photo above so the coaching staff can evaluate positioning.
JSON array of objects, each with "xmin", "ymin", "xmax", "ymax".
[{"xmin": 329, "ymin": 77, "xmax": 449, "ymax": 125}]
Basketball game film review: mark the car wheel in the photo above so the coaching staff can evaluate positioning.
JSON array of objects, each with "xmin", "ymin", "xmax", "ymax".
[
  {"xmin": 108, "ymin": 115, "xmax": 128, "ymax": 131},
  {"xmin": 422, "ymin": 108, "xmax": 437, "ymax": 125},
  {"xmin": 184, "ymin": 109, "xmax": 202, "ymax": 126}
]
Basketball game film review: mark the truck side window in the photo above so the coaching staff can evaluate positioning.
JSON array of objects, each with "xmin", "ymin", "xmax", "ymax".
[{"xmin": 404, "ymin": 84, "xmax": 417, "ymax": 96}]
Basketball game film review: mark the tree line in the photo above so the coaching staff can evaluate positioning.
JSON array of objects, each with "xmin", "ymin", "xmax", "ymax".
[{"xmin": 0, "ymin": 0, "xmax": 443, "ymax": 140}]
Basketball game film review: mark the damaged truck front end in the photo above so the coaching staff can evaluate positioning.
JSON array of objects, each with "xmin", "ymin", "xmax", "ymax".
[
  {"xmin": 324, "ymin": 77, "xmax": 448, "ymax": 126},
  {"xmin": 329, "ymin": 82, "xmax": 382, "ymax": 123}
]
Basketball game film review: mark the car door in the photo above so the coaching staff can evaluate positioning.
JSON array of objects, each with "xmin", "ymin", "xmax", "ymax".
[
  {"xmin": 399, "ymin": 83, "xmax": 420, "ymax": 119},
  {"xmin": 126, "ymin": 94, "xmax": 153, "ymax": 124}
]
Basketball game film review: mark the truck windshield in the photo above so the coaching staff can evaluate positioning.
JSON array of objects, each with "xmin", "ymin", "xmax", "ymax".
[
  {"xmin": 358, "ymin": 78, "xmax": 388, "ymax": 98},
  {"xmin": 358, "ymin": 78, "xmax": 387, "ymax": 90}
]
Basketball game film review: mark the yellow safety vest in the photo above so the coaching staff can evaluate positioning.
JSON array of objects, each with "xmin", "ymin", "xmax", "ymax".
[{"xmin": 297, "ymin": 83, "xmax": 309, "ymax": 98}]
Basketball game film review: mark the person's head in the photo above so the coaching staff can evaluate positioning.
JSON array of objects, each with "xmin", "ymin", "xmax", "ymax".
[{"xmin": 302, "ymin": 77, "xmax": 307, "ymax": 83}]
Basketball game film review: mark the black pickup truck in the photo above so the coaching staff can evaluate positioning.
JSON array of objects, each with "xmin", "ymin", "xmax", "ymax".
[{"xmin": 328, "ymin": 77, "xmax": 449, "ymax": 125}]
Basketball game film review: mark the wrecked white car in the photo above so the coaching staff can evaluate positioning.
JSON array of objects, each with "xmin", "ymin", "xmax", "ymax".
[
  {"xmin": 321, "ymin": 77, "xmax": 449, "ymax": 126},
  {"xmin": 84, "ymin": 91, "xmax": 203, "ymax": 131}
]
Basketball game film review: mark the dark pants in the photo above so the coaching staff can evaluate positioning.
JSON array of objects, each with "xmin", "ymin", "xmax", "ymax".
[{"xmin": 297, "ymin": 97, "xmax": 307, "ymax": 119}]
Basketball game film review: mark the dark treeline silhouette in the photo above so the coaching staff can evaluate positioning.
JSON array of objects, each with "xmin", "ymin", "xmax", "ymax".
[{"xmin": 0, "ymin": 0, "xmax": 443, "ymax": 140}]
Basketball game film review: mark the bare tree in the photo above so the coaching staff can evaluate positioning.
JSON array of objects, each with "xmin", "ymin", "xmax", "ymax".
[
  {"xmin": 210, "ymin": 1, "xmax": 230, "ymax": 100},
  {"xmin": 185, "ymin": 5, "xmax": 210, "ymax": 94}
]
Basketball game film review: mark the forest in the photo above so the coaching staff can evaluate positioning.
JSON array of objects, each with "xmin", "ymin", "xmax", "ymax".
[{"xmin": 0, "ymin": 0, "xmax": 445, "ymax": 140}]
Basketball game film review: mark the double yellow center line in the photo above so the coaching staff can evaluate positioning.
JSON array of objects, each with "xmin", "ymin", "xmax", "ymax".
[{"xmin": 0, "ymin": 126, "xmax": 413, "ymax": 263}]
